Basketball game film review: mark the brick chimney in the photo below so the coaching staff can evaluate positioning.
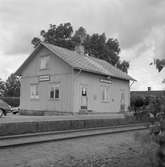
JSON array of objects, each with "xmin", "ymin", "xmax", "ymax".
[{"xmin": 75, "ymin": 45, "xmax": 85, "ymax": 56}]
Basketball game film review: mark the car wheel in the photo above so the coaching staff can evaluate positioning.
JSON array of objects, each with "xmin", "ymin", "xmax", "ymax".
[{"xmin": 0, "ymin": 109, "xmax": 3, "ymax": 118}]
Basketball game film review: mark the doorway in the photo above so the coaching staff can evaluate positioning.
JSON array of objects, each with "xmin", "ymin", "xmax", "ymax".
[
  {"xmin": 120, "ymin": 90, "xmax": 125, "ymax": 112},
  {"xmin": 80, "ymin": 84, "xmax": 88, "ymax": 110}
]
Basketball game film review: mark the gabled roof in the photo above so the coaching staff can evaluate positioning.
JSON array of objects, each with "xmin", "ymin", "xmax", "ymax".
[
  {"xmin": 90, "ymin": 57, "xmax": 135, "ymax": 81},
  {"xmin": 15, "ymin": 42, "xmax": 135, "ymax": 81}
]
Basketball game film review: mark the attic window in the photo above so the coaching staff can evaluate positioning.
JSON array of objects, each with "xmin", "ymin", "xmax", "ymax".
[
  {"xmin": 40, "ymin": 56, "xmax": 49, "ymax": 70},
  {"xmin": 30, "ymin": 84, "xmax": 39, "ymax": 99}
]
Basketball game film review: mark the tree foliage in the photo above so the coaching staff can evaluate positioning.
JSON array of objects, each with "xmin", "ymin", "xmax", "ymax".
[
  {"xmin": 131, "ymin": 96, "xmax": 145, "ymax": 112},
  {"xmin": 2, "ymin": 74, "xmax": 20, "ymax": 97},
  {"xmin": 0, "ymin": 78, "xmax": 5, "ymax": 96},
  {"xmin": 150, "ymin": 58, "xmax": 165, "ymax": 84},
  {"xmin": 31, "ymin": 22, "xmax": 129, "ymax": 73},
  {"xmin": 150, "ymin": 58, "xmax": 165, "ymax": 72},
  {"xmin": 155, "ymin": 59, "xmax": 165, "ymax": 72},
  {"xmin": 32, "ymin": 23, "xmax": 75, "ymax": 50},
  {"xmin": 131, "ymin": 94, "xmax": 165, "ymax": 121}
]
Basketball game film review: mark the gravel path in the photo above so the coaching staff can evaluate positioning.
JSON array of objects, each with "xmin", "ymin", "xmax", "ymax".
[{"xmin": 0, "ymin": 129, "xmax": 158, "ymax": 167}]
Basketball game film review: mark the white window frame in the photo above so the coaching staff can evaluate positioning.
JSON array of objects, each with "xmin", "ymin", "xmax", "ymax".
[
  {"xmin": 30, "ymin": 84, "xmax": 39, "ymax": 99},
  {"xmin": 40, "ymin": 55, "xmax": 49, "ymax": 70},
  {"xmin": 101, "ymin": 85, "xmax": 110, "ymax": 102},
  {"xmin": 49, "ymin": 83, "xmax": 60, "ymax": 100}
]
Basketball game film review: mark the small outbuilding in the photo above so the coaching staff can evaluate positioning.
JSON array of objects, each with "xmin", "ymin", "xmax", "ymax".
[{"xmin": 15, "ymin": 42, "xmax": 135, "ymax": 115}]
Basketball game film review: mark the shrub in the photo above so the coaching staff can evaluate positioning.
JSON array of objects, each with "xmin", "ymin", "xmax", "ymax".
[
  {"xmin": 146, "ymin": 96, "xmax": 165, "ymax": 120},
  {"xmin": 0, "ymin": 96, "xmax": 20, "ymax": 107},
  {"xmin": 131, "ymin": 95, "xmax": 165, "ymax": 122},
  {"xmin": 134, "ymin": 131, "xmax": 159, "ymax": 167},
  {"xmin": 131, "ymin": 96, "xmax": 144, "ymax": 111}
]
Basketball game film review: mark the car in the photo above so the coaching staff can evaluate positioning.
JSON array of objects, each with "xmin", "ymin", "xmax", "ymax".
[
  {"xmin": 11, "ymin": 107, "xmax": 20, "ymax": 114},
  {"xmin": 0, "ymin": 99, "xmax": 12, "ymax": 117}
]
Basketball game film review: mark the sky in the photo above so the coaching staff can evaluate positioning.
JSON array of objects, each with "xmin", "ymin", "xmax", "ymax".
[{"xmin": 0, "ymin": 0, "xmax": 165, "ymax": 91}]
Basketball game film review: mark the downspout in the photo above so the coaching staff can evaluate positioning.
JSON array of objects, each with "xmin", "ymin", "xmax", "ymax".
[
  {"xmin": 19, "ymin": 76, "xmax": 23, "ymax": 109},
  {"xmin": 71, "ymin": 68, "xmax": 74, "ymax": 114}
]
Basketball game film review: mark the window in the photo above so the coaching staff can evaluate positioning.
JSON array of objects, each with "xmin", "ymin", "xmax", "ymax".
[
  {"xmin": 30, "ymin": 84, "xmax": 39, "ymax": 99},
  {"xmin": 50, "ymin": 84, "xmax": 60, "ymax": 100},
  {"xmin": 82, "ymin": 87, "xmax": 87, "ymax": 96},
  {"xmin": 80, "ymin": 86, "xmax": 88, "ymax": 109},
  {"xmin": 101, "ymin": 85, "xmax": 110, "ymax": 102},
  {"xmin": 40, "ymin": 56, "xmax": 49, "ymax": 70}
]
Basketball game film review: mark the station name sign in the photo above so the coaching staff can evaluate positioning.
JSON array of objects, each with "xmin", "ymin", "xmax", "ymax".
[
  {"xmin": 39, "ymin": 75, "xmax": 50, "ymax": 82},
  {"xmin": 100, "ymin": 79, "xmax": 112, "ymax": 84}
]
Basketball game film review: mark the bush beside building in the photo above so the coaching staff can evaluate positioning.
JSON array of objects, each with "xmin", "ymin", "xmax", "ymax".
[{"xmin": 0, "ymin": 96, "xmax": 20, "ymax": 107}]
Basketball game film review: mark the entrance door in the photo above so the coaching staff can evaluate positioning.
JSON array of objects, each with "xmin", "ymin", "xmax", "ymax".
[
  {"xmin": 120, "ymin": 90, "xmax": 125, "ymax": 112},
  {"xmin": 80, "ymin": 84, "xmax": 88, "ymax": 110}
]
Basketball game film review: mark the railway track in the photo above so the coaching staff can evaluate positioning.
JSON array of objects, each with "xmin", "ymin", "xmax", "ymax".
[{"xmin": 0, "ymin": 123, "xmax": 148, "ymax": 148}]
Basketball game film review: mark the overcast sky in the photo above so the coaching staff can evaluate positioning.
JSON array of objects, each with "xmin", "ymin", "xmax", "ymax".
[{"xmin": 0, "ymin": 0, "xmax": 165, "ymax": 90}]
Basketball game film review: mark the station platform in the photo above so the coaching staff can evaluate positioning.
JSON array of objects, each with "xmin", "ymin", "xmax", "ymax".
[
  {"xmin": 0, "ymin": 113, "xmax": 125, "ymax": 123},
  {"xmin": 0, "ymin": 113, "xmax": 142, "ymax": 137}
]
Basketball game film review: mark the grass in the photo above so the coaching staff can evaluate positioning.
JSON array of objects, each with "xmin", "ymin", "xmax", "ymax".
[
  {"xmin": 134, "ymin": 131, "xmax": 159, "ymax": 167},
  {"xmin": 21, "ymin": 131, "xmax": 158, "ymax": 167}
]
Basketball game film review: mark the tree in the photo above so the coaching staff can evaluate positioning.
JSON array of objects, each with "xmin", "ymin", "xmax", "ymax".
[
  {"xmin": 155, "ymin": 59, "xmax": 165, "ymax": 72},
  {"xmin": 32, "ymin": 23, "xmax": 75, "ymax": 50},
  {"xmin": 150, "ymin": 58, "xmax": 165, "ymax": 83},
  {"xmin": 0, "ymin": 78, "xmax": 5, "ymax": 96},
  {"xmin": 3, "ymin": 74, "xmax": 20, "ymax": 97},
  {"xmin": 31, "ymin": 37, "xmax": 41, "ymax": 48},
  {"xmin": 84, "ymin": 33, "xmax": 107, "ymax": 58},
  {"xmin": 131, "ymin": 96, "xmax": 145, "ymax": 112},
  {"xmin": 117, "ymin": 60, "xmax": 130, "ymax": 73},
  {"xmin": 31, "ymin": 22, "xmax": 129, "ymax": 73},
  {"xmin": 150, "ymin": 58, "xmax": 165, "ymax": 72},
  {"xmin": 72, "ymin": 26, "xmax": 87, "ymax": 45}
]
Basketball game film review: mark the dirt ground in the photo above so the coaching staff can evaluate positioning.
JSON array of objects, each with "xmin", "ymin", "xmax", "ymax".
[{"xmin": 0, "ymin": 129, "xmax": 158, "ymax": 167}]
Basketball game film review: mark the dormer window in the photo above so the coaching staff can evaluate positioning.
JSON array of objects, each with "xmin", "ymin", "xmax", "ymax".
[{"xmin": 40, "ymin": 56, "xmax": 49, "ymax": 70}]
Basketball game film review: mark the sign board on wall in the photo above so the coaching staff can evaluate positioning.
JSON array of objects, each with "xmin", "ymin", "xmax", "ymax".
[
  {"xmin": 39, "ymin": 75, "xmax": 50, "ymax": 82},
  {"xmin": 100, "ymin": 79, "xmax": 112, "ymax": 84}
]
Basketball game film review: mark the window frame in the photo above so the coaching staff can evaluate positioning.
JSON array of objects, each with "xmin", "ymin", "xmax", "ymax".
[
  {"xmin": 82, "ymin": 87, "xmax": 87, "ymax": 96},
  {"xmin": 40, "ymin": 55, "xmax": 49, "ymax": 70},
  {"xmin": 100, "ymin": 84, "xmax": 110, "ymax": 102},
  {"xmin": 49, "ymin": 83, "xmax": 60, "ymax": 100},
  {"xmin": 30, "ymin": 84, "xmax": 39, "ymax": 99}
]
